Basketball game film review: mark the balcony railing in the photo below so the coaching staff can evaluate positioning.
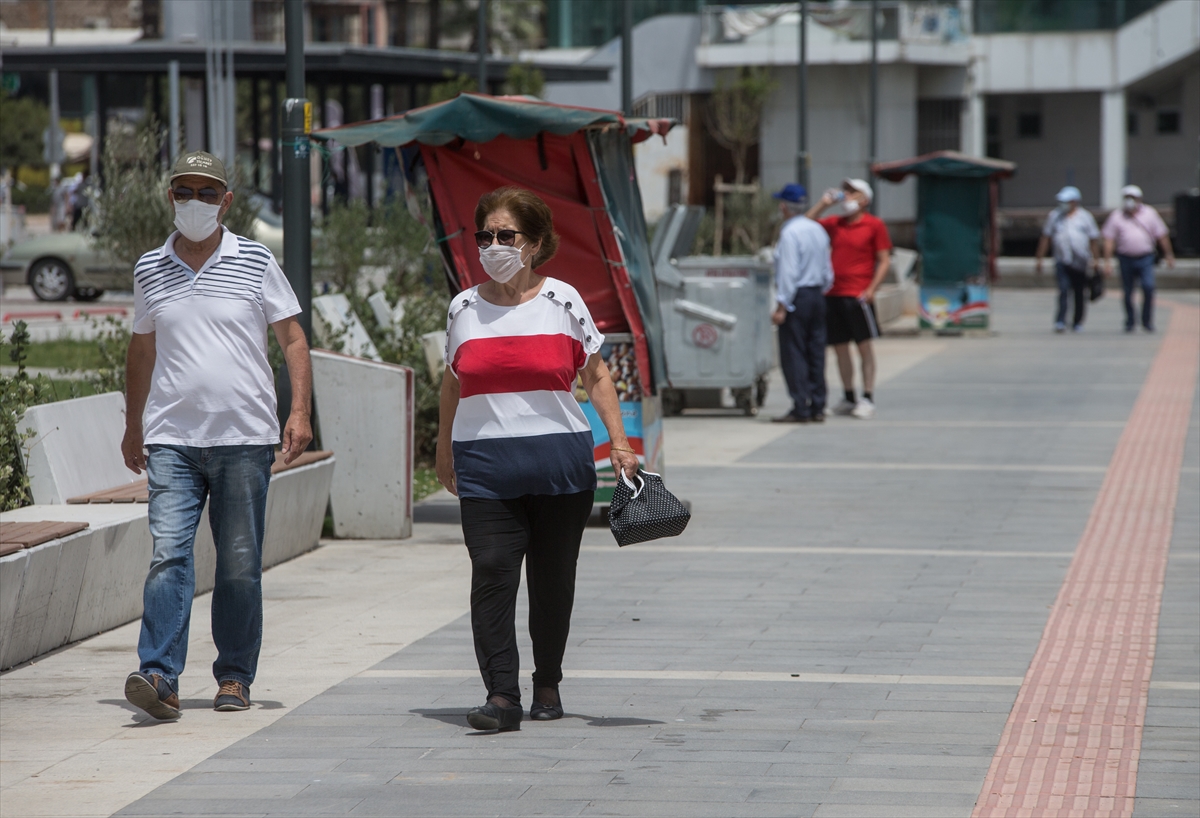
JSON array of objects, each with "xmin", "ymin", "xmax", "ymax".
[{"xmin": 699, "ymin": 1, "xmax": 969, "ymax": 47}]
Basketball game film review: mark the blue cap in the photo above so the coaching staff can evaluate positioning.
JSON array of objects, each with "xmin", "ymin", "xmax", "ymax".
[
  {"xmin": 1056, "ymin": 186, "xmax": 1082, "ymax": 203},
  {"xmin": 772, "ymin": 183, "xmax": 807, "ymax": 204}
]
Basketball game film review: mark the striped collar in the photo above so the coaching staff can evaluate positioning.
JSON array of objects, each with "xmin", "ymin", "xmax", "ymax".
[{"xmin": 161, "ymin": 226, "xmax": 241, "ymax": 277}]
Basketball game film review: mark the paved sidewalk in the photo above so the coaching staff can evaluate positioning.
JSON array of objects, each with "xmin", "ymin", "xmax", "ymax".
[{"xmin": 1, "ymin": 290, "xmax": 1196, "ymax": 818}]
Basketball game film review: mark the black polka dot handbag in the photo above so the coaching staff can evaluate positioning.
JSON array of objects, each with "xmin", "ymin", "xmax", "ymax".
[{"xmin": 608, "ymin": 469, "xmax": 691, "ymax": 547}]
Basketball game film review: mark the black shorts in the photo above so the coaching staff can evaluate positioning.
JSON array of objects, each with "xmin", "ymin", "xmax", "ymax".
[{"xmin": 825, "ymin": 296, "xmax": 880, "ymax": 345}]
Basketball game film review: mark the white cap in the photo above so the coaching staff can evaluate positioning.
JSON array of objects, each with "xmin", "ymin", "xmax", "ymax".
[
  {"xmin": 843, "ymin": 178, "xmax": 873, "ymax": 203},
  {"xmin": 1055, "ymin": 186, "xmax": 1082, "ymax": 203},
  {"xmin": 1120, "ymin": 184, "xmax": 1143, "ymax": 199}
]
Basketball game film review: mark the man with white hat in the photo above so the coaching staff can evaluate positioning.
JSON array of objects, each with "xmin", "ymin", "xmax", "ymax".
[
  {"xmin": 1101, "ymin": 184, "xmax": 1174, "ymax": 333},
  {"xmin": 807, "ymin": 178, "xmax": 892, "ymax": 419},
  {"xmin": 120, "ymin": 150, "xmax": 313, "ymax": 720},
  {"xmin": 1035, "ymin": 186, "xmax": 1100, "ymax": 333}
]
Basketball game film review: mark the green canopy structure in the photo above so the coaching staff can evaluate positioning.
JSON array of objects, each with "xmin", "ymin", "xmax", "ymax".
[
  {"xmin": 872, "ymin": 151, "xmax": 1017, "ymax": 331},
  {"xmin": 312, "ymin": 92, "xmax": 673, "ymax": 148}
]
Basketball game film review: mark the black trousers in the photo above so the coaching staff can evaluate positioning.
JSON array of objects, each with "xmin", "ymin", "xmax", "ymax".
[
  {"xmin": 460, "ymin": 491, "xmax": 594, "ymax": 704},
  {"xmin": 778, "ymin": 286, "xmax": 827, "ymax": 418}
]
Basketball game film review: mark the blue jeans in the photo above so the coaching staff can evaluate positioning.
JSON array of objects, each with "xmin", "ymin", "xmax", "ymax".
[
  {"xmin": 1055, "ymin": 262, "xmax": 1088, "ymax": 328},
  {"xmin": 778, "ymin": 286, "xmax": 827, "ymax": 417},
  {"xmin": 1118, "ymin": 254, "xmax": 1156, "ymax": 330},
  {"xmin": 138, "ymin": 445, "xmax": 274, "ymax": 692}
]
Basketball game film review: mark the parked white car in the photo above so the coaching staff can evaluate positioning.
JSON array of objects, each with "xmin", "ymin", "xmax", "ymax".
[{"xmin": 1, "ymin": 199, "xmax": 286, "ymax": 301}]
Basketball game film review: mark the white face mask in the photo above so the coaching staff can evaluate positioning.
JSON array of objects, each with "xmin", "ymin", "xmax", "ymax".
[
  {"xmin": 173, "ymin": 199, "xmax": 222, "ymax": 242},
  {"xmin": 479, "ymin": 243, "xmax": 527, "ymax": 283},
  {"xmin": 1123, "ymin": 197, "xmax": 1138, "ymax": 212},
  {"xmin": 843, "ymin": 198, "xmax": 861, "ymax": 215}
]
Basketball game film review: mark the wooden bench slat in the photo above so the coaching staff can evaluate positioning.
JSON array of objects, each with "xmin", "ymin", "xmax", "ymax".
[
  {"xmin": 62, "ymin": 450, "xmax": 333, "ymax": 505},
  {"xmin": 0, "ymin": 521, "xmax": 90, "ymax": 551}
]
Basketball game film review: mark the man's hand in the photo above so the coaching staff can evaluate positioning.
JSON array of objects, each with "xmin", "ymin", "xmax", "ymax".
[
  {"xmin": 860, "ymin": 289, "xmax": 876, "ymax": 304},
  {"xmin": 280, "ymin": 412, "xmax": 312, "ymax": 464},
  {"xmin": 771, "ymin": 303, "xmax": 787, "ymax": 325},
  {"xmin": 435, "ymin": 441, "xmax": 457, "ymax": 496},
  {"xmin": 122, "ymin": 425, "xmax": 147, "ymax": 474},
  {"xmin": 1035, "ymin": 258, "xmax": 1043, "ymax": 275}
]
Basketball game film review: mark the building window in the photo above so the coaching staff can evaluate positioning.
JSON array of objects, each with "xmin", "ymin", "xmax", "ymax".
[
  {"xmin": 917, "ymin": 98, "xmax": 963, "ymax": 154},
  {"xmin": 1127, "ymin": 111, "xmax": 1138, "ymax": 136},
  {"xmin": 1017, "ymin": 112, "xmax": 1041, "ymax": 138},
  {"xmin": 1156, "ymin": 110, "xmax": 1181, "ymax": 134}
]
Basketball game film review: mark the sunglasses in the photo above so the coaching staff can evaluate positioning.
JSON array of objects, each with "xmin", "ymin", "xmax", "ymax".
[
  {"xmin": 474, "ymin": 229, "xmax": 525, "ymax": 250},
  {"xmin": 172, "ymin": 186, "xmax": 225, "ymax": 205}
]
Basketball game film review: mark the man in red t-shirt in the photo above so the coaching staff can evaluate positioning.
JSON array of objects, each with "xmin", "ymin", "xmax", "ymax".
[{"xmin": 806, "ymin": 178, "xmax": 892, "ymax": 419}]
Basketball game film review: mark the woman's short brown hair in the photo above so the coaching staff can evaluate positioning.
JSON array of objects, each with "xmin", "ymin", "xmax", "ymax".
[{"xmin": 474, "ymin": 186, "xmax": 560, "ymax": 269}]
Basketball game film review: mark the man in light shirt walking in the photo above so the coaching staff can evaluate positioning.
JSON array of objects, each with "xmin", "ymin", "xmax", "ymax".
[
  {"xmin": 120, "ymin": 151, "xmax": 313, "ymax": 721},
  {"xmin": 770, "ymin": 184, "xmax": 834, "ymax": 423},
  {"xmin": 1102, "ymin": 184, "xmax": 1174, "ymax": 333},
  {"xmin": 1035, "ymin": 186, "xmax": 1100, "ymax": 333}
]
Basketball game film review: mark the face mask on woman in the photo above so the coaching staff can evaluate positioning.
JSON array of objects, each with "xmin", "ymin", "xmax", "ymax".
[
  {"xmin": 174, "ymin": 200, "xmax": 222, "ymax": 242},
  {"xmin": 1123, "ymin": 197, "xmax": 1138, "ymax": 212},
  {"xmin": 479, "ymin": 243, "xmax": 527, "ymax": 283}
]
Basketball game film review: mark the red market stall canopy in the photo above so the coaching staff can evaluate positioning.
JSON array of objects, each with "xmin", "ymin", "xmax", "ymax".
[{"xmin": 313, "ymin": 94, "xmax": 675, "ymax": 392}]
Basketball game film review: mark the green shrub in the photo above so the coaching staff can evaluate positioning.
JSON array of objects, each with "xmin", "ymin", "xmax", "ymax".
[{"xmin": 0, "ymin": 322, "xmax": 60, "ymax": 510}]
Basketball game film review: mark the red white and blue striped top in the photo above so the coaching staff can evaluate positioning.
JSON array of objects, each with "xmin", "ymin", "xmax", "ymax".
[{"xmin": 444, "ymin": 278, "xmax": 603, "ymax": 500}]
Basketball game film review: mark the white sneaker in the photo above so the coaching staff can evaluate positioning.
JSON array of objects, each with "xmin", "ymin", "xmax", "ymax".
[
  {"xmin": 851, "ymin": 397, "xmax": 875, "ymax": 419},
  {"xmin": 832, "ymin": 399, "xmax": 856, "ymax": 416}
]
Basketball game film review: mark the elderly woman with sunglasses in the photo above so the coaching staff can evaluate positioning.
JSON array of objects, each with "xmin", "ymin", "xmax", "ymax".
[{"xmin": 437, "ymin": 186, "xmax": 639, "ymax": 732}]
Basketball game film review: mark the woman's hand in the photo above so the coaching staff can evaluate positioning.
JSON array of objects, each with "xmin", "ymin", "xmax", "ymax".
[
  {"xmin": 435, "ymin": 440, "xmax": 457, "ymax": 496},
  {"xmin": 610, "ymin": 447, "xmax": 640, "ymax": 481}
]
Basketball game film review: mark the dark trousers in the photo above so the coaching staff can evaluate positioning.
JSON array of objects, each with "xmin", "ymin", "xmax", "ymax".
[
  {"xmin": 778, "ymin": 286, "xmax": 827, "ymax": 418},
  {"xmin": 1118, "ymin": 254, "xmax": 1156, "ymax": 330},
  {"xmin": 1055, "ymin": 262, "xmax": 1089, "ymax": 328},
  {"xmin": 460, "ymin": 491, "xmax": 594, "ymax": 704}
]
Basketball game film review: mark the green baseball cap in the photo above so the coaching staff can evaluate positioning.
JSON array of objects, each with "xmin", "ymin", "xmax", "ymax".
[{"xmin": 169, "ymin": 151, "xmax": 227, "ymax": 186}]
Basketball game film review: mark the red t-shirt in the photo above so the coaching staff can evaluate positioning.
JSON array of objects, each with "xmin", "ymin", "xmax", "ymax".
[{"xmin": 819, "ymin": 214, "xmax": 892, "ymax": 298}]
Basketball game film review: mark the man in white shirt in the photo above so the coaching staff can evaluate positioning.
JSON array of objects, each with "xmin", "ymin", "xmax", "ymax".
[{"xmin": 120, "ymin": 151, "xmax": 313, "ymax": 720}]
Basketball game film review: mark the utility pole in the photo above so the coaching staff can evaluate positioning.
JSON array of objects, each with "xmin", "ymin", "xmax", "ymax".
[
  {"xmin": 796, "ymin": 0, "xmax": 808, "ymax": 191},
  {"xmin": 477, "ymin": 0, "xmax": 488, "ymax": 93},
  {"xmin": 168, "ymin": 60, "xmax": 180, "ymax": 161},
  {"xmin": 46, "ymin": 0, "xmax": 64, "ymax": 185},
  {"xmin": 277, "ymin": 0, "xmax": 313, "ymax": 429},
  {"xmin": 868, "ymin": 0, "xmax": 879, "ymax": 214},
  {"xmin": 620, "ymin": 0, "xmax": 632, "ymax": 115},
  {"xmin": 282, "ymin": 0, "xmax": 312, "ymax": 342}
]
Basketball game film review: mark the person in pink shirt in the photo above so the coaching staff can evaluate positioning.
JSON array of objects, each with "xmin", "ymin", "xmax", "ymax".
[{"xmin": 1102, "ymin": 185, "xmax": 1175, "ymax": 333}]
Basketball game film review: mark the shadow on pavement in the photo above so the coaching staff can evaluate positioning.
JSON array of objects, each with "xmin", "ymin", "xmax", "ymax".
[{"xmin": 410, "ymin": 708, "xmax": 663, "ymax": 729}]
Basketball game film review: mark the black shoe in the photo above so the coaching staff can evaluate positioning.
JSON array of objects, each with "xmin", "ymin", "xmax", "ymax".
[
  {"xmin": 125, "ymin": 671, "xmax": 182, "ymax": 721},
  {"xmin": 530, "ymin": 690, "xmax": 564, "ymax": 721},
  {"xmin": 467, "ymin": 701, "xmax": 522, "ymax": 731},
  {"xmin": 771, "ymin": 413, "xmax": 808, "ymax": 424},
  {"xmin": 810, "ymin": 412, "xmax": 825, "ymax": 423},
  {"xmin": 1125, "ymin": 324, "xmax": 1135, "ymax": 333}
]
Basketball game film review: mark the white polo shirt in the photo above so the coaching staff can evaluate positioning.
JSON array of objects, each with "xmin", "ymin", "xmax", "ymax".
[{"xmin": 132, "ymin": 227, "xmax": 301, "ymax": 447}]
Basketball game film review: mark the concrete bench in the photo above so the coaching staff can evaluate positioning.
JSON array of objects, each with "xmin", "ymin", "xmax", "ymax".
[
  {"xmin": 4, "ymin": 392, "xmax": 336, "ymax": 670},
  {"xmin": 311, "ymin": 349, "xmax": 413, "ymax": 539},
  {"xmin": 0, "ymin": 521, "xmax": 89, "ymax": 556}
]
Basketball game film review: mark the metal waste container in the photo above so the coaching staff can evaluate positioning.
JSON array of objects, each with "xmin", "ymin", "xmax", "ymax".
[{"xmin": 652, "ymin": 206, "xmax": 774, "ymax": 416}]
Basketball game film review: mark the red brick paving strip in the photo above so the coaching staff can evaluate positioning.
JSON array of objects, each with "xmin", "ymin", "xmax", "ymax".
[{"xmin": 973, "ymin": 303, "xmax": 1200, "ymax": 818}]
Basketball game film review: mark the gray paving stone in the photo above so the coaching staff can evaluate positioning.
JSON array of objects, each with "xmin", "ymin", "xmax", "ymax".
[{"xmin": 113, "ymin": 293, "xmax": 1197, "ymax": 818}]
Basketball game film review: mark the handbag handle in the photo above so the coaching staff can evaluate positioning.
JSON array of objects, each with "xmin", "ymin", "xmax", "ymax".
[{"xmin": 619, "ymin": 469, "xmax": 645, "ymax": 499}]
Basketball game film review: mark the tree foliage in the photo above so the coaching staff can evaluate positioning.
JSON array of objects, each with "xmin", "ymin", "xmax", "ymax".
[
  {"xmin": 90, "ymin": 119, "xmax": 259, "ymax": 267},
  {"xmin": 0, "ymin": 322, "xmax": 58, "ymax": 511},
  {"xmin": 0, "ymin": 90, "xmax": 51, "ymax": 171},
  {"xmin": 429, "ymin": 72, "xmax": 479, "ymax": 105},
  {"xmin": 706, "ymin": 67, "xmax": 777, "ymax": 185},
  {"xmin": 503, "ymin": 62, "xmax": 545, "ymax": 98}
]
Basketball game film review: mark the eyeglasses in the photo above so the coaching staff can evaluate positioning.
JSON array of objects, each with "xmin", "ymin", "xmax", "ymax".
[
  {"xmin": 474, "ymin": 229, "xmax": 525, "ymax": 250},
  {"xmin": 172, "ymin": 186, "xmax": 225, "ymax": 205}
]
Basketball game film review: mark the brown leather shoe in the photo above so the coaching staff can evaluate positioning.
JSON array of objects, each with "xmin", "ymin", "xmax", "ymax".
[
  {"xmin": 125, "ymin": 671, "xmax": 182, "ymax": 721},
  {"xmin": 214, "ymin": 679, "xmax": 251, "ymax": 711}
]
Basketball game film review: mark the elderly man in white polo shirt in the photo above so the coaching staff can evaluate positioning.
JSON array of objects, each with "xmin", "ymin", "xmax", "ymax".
[{"xmin": 120, "ymin": 151, "xmax": 312, "ymax": 721}]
